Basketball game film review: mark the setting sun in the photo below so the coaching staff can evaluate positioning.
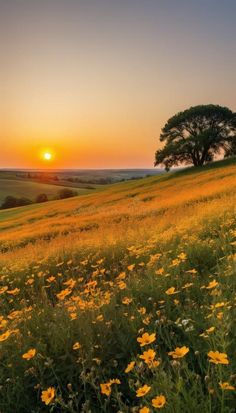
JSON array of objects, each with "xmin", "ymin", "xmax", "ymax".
[{"xmin": 43, "ymin": 152, "xmax": 52, "ymax": 161}]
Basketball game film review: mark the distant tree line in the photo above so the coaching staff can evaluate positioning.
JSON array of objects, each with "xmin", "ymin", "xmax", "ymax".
[{"xmin": 0, "ymin": 188, "xmax": 77, "ymax": 210}]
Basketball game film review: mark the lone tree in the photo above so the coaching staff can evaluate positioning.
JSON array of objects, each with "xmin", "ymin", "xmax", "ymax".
[{"xmin": 154, "ymin": 104, "xmax": 236, "ymax": 170}]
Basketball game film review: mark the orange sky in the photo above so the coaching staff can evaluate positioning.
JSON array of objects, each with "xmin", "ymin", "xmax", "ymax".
[{"xmin": 1, "ymin": 0, "xmax": 236, "ymax": 168}]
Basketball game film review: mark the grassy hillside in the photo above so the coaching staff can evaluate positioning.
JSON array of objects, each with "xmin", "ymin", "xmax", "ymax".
[
  {"xmin": 0, "ymin": 158, "xmax": 236, "ymax": 412},
  {"xmin": 0, "ymin": 178, "xmax": 92, "ymax": 205}
]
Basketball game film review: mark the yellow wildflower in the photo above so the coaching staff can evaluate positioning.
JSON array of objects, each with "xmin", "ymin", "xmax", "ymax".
[
  {"xmin": 125, "ymin": 361, "xmax": 135, "ymax": 373},
  {"xmin": 41, "ymin": 387, "xmax": 55, "ymax": 405},
  {"xmin": 22, "ymin": 348, "xmax": 36, "ymax": 360},
  {"xmin": 136, "ymin": 384, "xmax": 151, "ymax": 397},
  {"xmin": 152, "ymin": 395, "xmax": 166, "ymax": 408},
  {"xmin": 139, "ymin": 349, "xmax": 156, "ymax": 365},
  {"xmin": 208, "ymin": 351, "xmax": 229, "ymax": 365},
  {"xmin": 206, "ymin": 280, "xmax": 219, "ymax": 289},
  {"xmin": 219, "ymin": 381, "xmax": 235, "ymax": 390},
  {"xmin": 73, "ymin": 342, "xmax": 81, "ymax": 350},
  {"xmin": 137, "ymin": 332, "xmax": 156, "ymax": 347},
  {"xmin": 168, "ymin": 346, "xmax": 189, "ymax": 359},
  {"xmin": 165, "ymin": 287, "xmax": 178, "ymax": 295}
]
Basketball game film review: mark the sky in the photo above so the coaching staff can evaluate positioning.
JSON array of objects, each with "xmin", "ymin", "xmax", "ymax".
[{"xmin": 1, "ymin": 0, "xmax": 236, "ymax": 169}]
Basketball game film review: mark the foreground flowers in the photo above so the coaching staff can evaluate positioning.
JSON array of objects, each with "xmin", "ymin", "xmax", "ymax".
[
  {"xmin": 100, "ymin": 379, "xmax": 121, "ymax": 396},
  {"xmin": 219, "ymin": 382, "xmax": 235, "ymax": 390},
  {"xmin": 41, "ymin": 387, "xmax": 55, "ymax": 405},
  {"xmin": 22, "ymin": 348, "xmax": 36, "ymax": 360},
  {"xmin": 208, "ymin": 351, "xmax": 229, "ymax": 365},
  {"xmin": 168, "ymin": 346, "xmax": 189, "ymax": 359},
  {"xmin": 137, "ymin": 332, "xmax": 156, "ymax": 347},
  {"xmin": 136, "ymin": 384, "xmax": 151, "ymax": 397},
  {"xmin": 139, "ymin": 349, "xmax": 156, "ymax": 365},
  {"xmin": 152, "ymin": 395, "xmax": 166, "ymax": 408}
]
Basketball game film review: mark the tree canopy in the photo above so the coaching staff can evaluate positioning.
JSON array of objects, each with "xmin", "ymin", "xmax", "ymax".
[{"xmin": 154, "ymin": 104, "xmax": 236, "ymax": 170}]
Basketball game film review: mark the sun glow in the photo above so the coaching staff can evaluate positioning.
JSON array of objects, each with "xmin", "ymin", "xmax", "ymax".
[{"xmin": 43, "ymin": 152, "xmax": 52, "ymax": 161}]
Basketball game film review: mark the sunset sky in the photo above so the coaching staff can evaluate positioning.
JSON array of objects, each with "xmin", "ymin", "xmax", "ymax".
[{"xmin": 1, "ymin": 0, "xmax": 236, "ymax": 169}]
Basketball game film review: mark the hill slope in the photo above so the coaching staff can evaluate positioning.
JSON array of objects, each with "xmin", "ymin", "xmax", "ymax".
[{"xmin": 0, "ymin": 159, "xmax": 236, "ymax": 412}]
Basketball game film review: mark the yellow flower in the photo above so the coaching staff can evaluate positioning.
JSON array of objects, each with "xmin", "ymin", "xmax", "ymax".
[
  {"xmin": 22, "ymin": 348, "xmax": 36, "ymax": 360},
  {"xmin": 165, "ymin": 287, "xmax": 178, "ymax": 295},
  {"xmin": 206, "ymin": 279, "xmax": 219, "ymax": 289},
  {"xmin": 139, "ymin": 407, "xmax": 150, "ymax": 413},
  {"xmin": 122, "ymin": 297, "xmax": 133, "ymax": 305},
  {"xmin": 100, "ymin": 382, "xmax": 112, "ymax": 396},
  {"xmin": 100, "ymin": 379, "xmax": 120, "ymax": 396},
  {"xmin": 178, "ymin": 252, "xmax": 187, "ymax": 260},
  {"xmin": 125, "ymin": 361, "xmax": 135, "ymax": 373},
  {"xmin": 136, "ymin": 384, "xmax": 151, "ymax": 397},
  {"xmin": 41, "ymin": 387, "xmax": 55, "ymax": 405},
  {"xmin": 56, "ymin": 288, "xmax": 72, "ymax": 300},
  {"xmin": 72, "ymin": 342, "xmax": 81, "ymax": 350},
  {"xmin": 7, "ymin": 288, "xmax": 20, "ymax": 296},
  {"xmin": 206, "ymin": 326, "xmax": 215, "ymax": 334},
  {"xmin": 139, "ymin": 349, "xmax": 156, "ymax": 365},
  {"xmin": 127, "ymin": 264, "xmax": 135, "ymax": 271},
  {"xmin": 109, "ymin": 378, "xmax": 121, "ymax": 385},
  {"xmin": 137, "ymin": 332, "xmax": 156, "ymax": 347},
  {"xmin": 219, "ymin": 381, "xmax": 235, "ymax": 390},
  {"xmin": 168, "ymin": 346, "xmax": 189, "ymax": 359},
  {"xmin": 0, "ymin": 330, "xmax": 11, "ymax": 342},
  {"xmin": 152, "ymin": 395, "xmax": 166, "ymax": 408},
  {"xmin": 0, "ymin": 286, "xmax": 8, "ymax": 295},
  {"xmin": 208, "ymin": 351, "xmax": 229, "ymax": 365}
]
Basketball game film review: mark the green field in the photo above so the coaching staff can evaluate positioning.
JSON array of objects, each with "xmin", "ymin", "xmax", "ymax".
[{"xmin": 0, "ymin": 178, "xmax": 92, "ymax": 205}]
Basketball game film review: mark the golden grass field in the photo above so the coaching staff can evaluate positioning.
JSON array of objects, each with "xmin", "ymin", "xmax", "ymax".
[{"xmin": 0, "ymin": 158, "xmax": 236, "ymax": 412}]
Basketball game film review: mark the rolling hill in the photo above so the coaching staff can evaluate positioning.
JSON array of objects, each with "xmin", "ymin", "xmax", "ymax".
[{"xmin": 0, "ymin": 158, "xmax": 236, "ymax": 412}]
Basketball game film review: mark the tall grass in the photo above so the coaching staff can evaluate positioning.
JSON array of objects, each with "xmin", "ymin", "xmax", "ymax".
[{"xmin": 0, "ymin": 159, "xmax": 236, "ymax": 412}]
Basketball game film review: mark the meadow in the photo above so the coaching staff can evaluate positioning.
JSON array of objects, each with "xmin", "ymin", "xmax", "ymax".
[
  {"xmin": 0, "ymin": 178, "xmax": 89, "ymax": 205},
  {"xmin": 0, "ymin": 158, "xmax": 236, "ymax": 412}
]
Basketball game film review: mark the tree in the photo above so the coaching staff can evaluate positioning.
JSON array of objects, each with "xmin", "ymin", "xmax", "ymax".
[
  {"xmin": 36, "ymin": 193, "xmax": 48, "ymax": 203},
  {"xmin": 154, "ymin": 105, "xmax": 236, "ymax": 171},
  {"xmin": 1, "ymin": 196, "xmax": 32, "ymax": 209},
  {"xmin": 57, "ymin": 188, "xmax": 77, "ymax": 199},
  {"xmin": 1, "ymin": 196, "xmax": 18, "ymax": 209}
]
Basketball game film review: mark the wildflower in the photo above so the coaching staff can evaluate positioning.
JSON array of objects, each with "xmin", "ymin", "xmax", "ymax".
[
  {"xmin": 139, "ymin": 349, "xmax": 156, "ymax": 365},
  {"xmin": 46, "ymin": 276, "xmax": 56, "ymax": 283},
  {"xmin": 125, "ymin": 361, "xmax": 135, "ymax": 373},
  {"xmin": 72, "ymin": 342, "xmax": 81, "ymax": 350},
  {"xmin": 122, "ymin": 297, "xmax": 133, "ymax": 305},
  {"xmin": 152, "ymin": 395, "xmax": 166, "ymax": 408},
  {"xmin": 178, "ymin": 252, "xmax": 187, "ymax": 260},
  {"xmin": 139, "ymin": 407, "xmax": 150, "ymax": 413},
  {"xmin": 137, "ymin": 332, "xmax": 156, "ymax": 347},
  {"xmin": 22, "ymin": 348, "xmax": 36, "ymax": 360},
  {"xmin": 41, "ymin": 387, "xmax": 55, "ymax": 405},
  {"xmin": 206, "ymin": 326, "xmax": 215, "ymax": 334},
  {"xmin": 208, "ymin": 351, "xmax": 229, "ymax": 365},
  {"xmin": 136, "ymin": 384, "xmax": 151, "ymax": 397},
  {"xmin": 127, "ymin": 264, "xmax": 135, "ymax": 271},
  {"xmin": 56, "ymin": 288, "xmax": 72, "ymax": 300},
  {"xmin": 109, "ymin": 378, "xmax": 121, "ymax": 385},
  {"xmin": 206, "ymin": 280, "xmax": 219, "ymax": 289},
  {"xmin": 186, "ymin": 269, "xmax": 197, "ymax": 274},
  {"xmin": 219, "ymin": 381, "xmax": 235, "ymax": 390},
  {"xmin": 0, "ymin": 330, "xmax": 11, "ymax": 342},
  {"xmin": 7, "ymin": 288, "xmax": 20, "ymax": 296},
  {"xmin": 0, "ymin": 286, "xmax": 8, "ymax": 294},
  {"xmin": 100, "ymin": 379, "xmax": 120, "ymax": 396},
  {"xmin": 165, "ymin": 287, "xmax": 178, "ymax": 295},
  {"xmin": 168, "ymin": 346, "xmax": 189, "ymax": 359},
  {"xmin": 155, "ymin": 268, "xmax": 164, "ymax": 275}
]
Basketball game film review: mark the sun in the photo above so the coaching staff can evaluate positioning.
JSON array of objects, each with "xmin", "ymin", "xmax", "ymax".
[{"xmin": 43, "ymin": 152, "xmax": 52, "ymax": 161}]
